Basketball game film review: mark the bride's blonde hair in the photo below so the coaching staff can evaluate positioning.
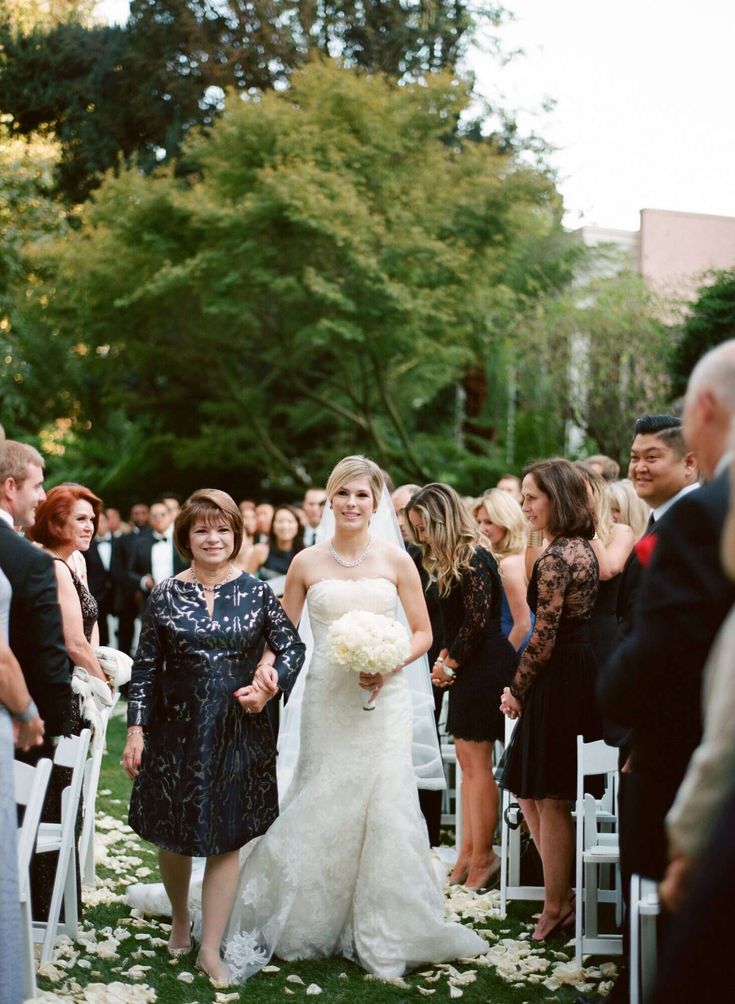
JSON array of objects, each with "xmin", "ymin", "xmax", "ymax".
[
  {"xmin": 406, "ymin": 483, "xmax": 489, "ymax": 596},
  {"xmin": 325, "ymin": 455, "xmax": 385, "ymax": 509}
]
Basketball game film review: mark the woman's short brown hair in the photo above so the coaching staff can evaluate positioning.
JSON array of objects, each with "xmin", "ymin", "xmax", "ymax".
[
  {"xmin": 523, "ymin": 458, "xmax": 596, "ymax": 539},
  {"xmin": 174, "ymin": 489, "xmax": 243, "ymax": 561},
  {"xmin": 30, "ymin": 484, "xmax": 103, "ymax": 547}
]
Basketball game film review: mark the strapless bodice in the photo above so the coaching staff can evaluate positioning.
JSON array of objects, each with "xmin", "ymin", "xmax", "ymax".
[{"xmin": 306, "ymin": 577, "xmax": 398, "ymax": 634}]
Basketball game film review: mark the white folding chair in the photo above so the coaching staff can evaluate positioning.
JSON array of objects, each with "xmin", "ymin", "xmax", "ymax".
[
  {"xmin": 629, "ymin": 874, "xmax": 660, "ymax": 1004},
  {"xmin": 79, "ymin": 695, "xmax": 119, "ymax": 887},
  {"xmin": 440, "ymin": 743, "xmax": 463, "ymax": 849},
  {"xmin": 15, "ymin": 757, "xmax": 53, "ymax": 1000},
  {"xmin": 33, "ymin": 728, "xmax": 91, "ymax": 964},
  {"xmin": 574, "ymin": 736, "xmax": 623, "ymax": 966},
  {"xmin": 498, "ymin": 716, "xmax": 545, "ymax": 916}
]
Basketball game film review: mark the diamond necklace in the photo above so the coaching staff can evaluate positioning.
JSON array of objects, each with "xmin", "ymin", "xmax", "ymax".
[
  {"xmin": 190, "ymin": 563, "xmax": 235, "ymax": 593},
  {"xmin": 329, "ymin": 537, "xmax": 371, "ymax": 568}
]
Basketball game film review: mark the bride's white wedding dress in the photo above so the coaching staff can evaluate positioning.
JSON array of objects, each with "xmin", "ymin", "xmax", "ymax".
[{"xmin": 128, "ymin": 577, "xmax": 487, "ymax": 981}]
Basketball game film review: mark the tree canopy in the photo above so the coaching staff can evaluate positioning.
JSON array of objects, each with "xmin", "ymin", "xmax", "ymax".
[
  {"xmin": 14, "ymin": 61, "xmax": 570, "ymax": 500},
  {"xmin": 670, "ymin": 269, "xmax": 735, "ymax": 397}
]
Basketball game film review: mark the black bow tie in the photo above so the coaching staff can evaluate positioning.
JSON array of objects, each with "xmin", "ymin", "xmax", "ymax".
[{"xmin": 153, "ymin": 533, "xmax": 168, "ymax": 543}]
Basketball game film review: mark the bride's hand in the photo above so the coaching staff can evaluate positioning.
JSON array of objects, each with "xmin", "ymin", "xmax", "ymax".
[
  {"xmin": 253, "ymin": 663, "xmax": 280, "ymax": 695},
  {"xmin": 234, "ymin": 685, "xmax": 271, "ymax": 715},
  {"xmin": 359, "ymin": 671, "xmax": 385, "ymax": 703}
]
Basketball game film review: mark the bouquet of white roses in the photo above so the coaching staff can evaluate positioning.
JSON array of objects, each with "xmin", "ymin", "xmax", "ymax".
[{"xmin": 327, "ymin": 609, "xmax": 410, "ymax": 710}]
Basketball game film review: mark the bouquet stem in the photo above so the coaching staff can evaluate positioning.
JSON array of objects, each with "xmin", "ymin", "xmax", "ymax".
[{"xmin": 360, "ymin": 686, "xmax": 376, "ymax": 711}]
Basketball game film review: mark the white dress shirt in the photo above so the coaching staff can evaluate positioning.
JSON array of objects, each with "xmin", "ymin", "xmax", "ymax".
[
  {"xmin": 150, "ymin": 531, "xmax": 174, "ymax": 585},
  {"xmin": 96, "ymin": 535, "xmax": 112, "ymax": 572}
]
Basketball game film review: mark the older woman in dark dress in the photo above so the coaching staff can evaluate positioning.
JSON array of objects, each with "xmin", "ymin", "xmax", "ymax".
[{"xmin": 122, "ymin": 489, "xmax": 305, "ymax": 985}]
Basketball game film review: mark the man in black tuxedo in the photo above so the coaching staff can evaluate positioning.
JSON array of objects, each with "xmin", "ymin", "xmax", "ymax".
[
  {"xmin": 128, "ymin": 500, "xmax": 188, "ymax": 609},
  {"xmin": 599, "ymin": 340, "xmax": 735, "ymax": 899},
  {"xmin": 0, "ymin": 440, "xmax": 72, "ymax": 758},
  {"xmin": 112, "ymin": 501, "xmax": 151, "ymax": 656},
  {"xmin": 84, "ymin": 510, "xmax": 117, "ymax": 645}
]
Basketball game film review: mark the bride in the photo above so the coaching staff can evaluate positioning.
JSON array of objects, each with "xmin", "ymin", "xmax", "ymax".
[{"xmin": 130, "ymin": 456, "xmax": 488, "ymax": 983}]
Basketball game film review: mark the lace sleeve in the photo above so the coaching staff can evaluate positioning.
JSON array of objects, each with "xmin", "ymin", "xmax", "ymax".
[
  {"xmin": 446, "ymin": 553, "xmax": 495, "ymax": 666},
  {"xmin": 261, "ymin": 585, "xmax": 306, "ymax": 697},
  {"xmin": 510, "ymin": 551, "xmax": 570, "ymax": 702},
  {"xmin": 127, "ymin": 589, "xmax": 164, "ymax": 728}
]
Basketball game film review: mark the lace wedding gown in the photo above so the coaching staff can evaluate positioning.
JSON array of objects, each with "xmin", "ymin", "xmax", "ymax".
[{"xmin": 128, "ymin": 577, "xmax": 487, "ymax": 981}]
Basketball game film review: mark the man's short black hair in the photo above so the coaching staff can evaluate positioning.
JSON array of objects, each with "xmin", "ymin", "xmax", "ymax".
[{"xmin": 633, "ymin": 415, "xmax": 685, "ymax": 458}]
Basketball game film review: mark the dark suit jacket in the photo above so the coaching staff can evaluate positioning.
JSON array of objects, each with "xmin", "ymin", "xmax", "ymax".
[
  {"xmin": 0, "ymin": 520, "xmax": 72, "ymax": 736},
  {"xmin": 84, "ymin": 536, "xmax": 117, "ymax": 611},
  {"xmin": 597, "ymin": 471, "xmax": 735, "ymax": 879},
  {"xmin": 128, "ymin": 533, "xmax": 188, "ymax": 597}
]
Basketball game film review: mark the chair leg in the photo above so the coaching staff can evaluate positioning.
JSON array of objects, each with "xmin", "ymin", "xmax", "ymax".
[
  {"xmin": 40, "ymin": 844, "xmax": 72, "ymax": 965},
  {"xmin": 585, "ymin": 861, "xmax": 599, "ymax": 937},
  {"xmin": 641, "ymin": 910, "xmax": 658, "ymax": 999},
  {"xmin": 21, "ymin": 895, "xmax": 37, "ymax": 999},
  {"xmin": 629, "ymin": 874, "xmax": 641, "ymax": 1004}
]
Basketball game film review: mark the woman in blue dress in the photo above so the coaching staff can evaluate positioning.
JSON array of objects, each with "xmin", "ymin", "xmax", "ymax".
[
  {"xmin": 122, "ymin": 489, "xmax": 305, "ymax": 985},
  {"xmin": 472, "ymin": 489, "xmax": 533, "ymax": 653}
]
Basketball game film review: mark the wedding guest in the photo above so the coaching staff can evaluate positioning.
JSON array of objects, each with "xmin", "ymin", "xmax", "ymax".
[
  {"xmin": 161, "ymin": 493, "xmax": 182, "ymax": 519},
  {"xmin": 471, "ymin": 489, "xmax": 533, "ymax": 653},
  {"xmin": 585, "ymin": 454, "xmax": 620, "ymax": 481},
  {"xmin": 238, "ymin": 500, "xmax": 258, "ymax": 538},
  {"xmin": 301, "ymin": 487, "xmax": 327, "ymax": 546},
  {"xmin": 606, "ymin": 479, "xmax": 650, "ymax": 540},
  {"xmin": 498, "ymin": 459, "xmax": 601, "ymax": 942},
  {"xmin": 84, "ymin": 510, "xmax": 116, "ymax": 645},
  {"xmin": 29, "ymin": 484, "xmax": 110, "ymax": 919},
  {"xmin": 496, "ymin": 474, "xmax": 522, "ymax": 503},
  {"xmin": 122, "ymin": 489, "xmax": 305, "ymax": 984},
  {"xmin": 0, "ymin": 441, "xmax": 71, "ymax": 754},
  {"xmin": 128, "ymin": 500, "xmax": 188, "ymax": 609},
  {"xmin": 574, "ymin": 464, "xmax": 635, "ymax": 673},
  {"xmin": 407, "ymin": 483, "xmax": 516, "ymax": 890},
  {"xmin": 113, "ymin": 501, "xmax": 152, "ymax": 656},
  {"xmin": 247, "ymin": 505, "xmax": 304, "ymax": 581},
  {"xmin": 254, "ymin": 503, "xmax": 274, "ymax": 544},
  {"xmin": 105, "ymin": 507, "xmax": 124, "ymax": 536}
]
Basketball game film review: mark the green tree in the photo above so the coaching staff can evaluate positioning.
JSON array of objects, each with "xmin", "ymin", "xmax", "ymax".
[
  {"xmin": 20, "ymin": 61, "xmax": 568, "ymax": 498},
  {"xmin": 670, "ymin": 269, "xmax": 735, "ymax": 396},
  {"xmin": 511, "ymin": 268, "xmax": 677, "ymax": 465}
]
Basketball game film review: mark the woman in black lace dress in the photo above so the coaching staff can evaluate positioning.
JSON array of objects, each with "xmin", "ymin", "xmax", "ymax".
[
  {"xmin": 122, "ymin": 490, "xmax": 305, "ymax": 985},
  {"xmin": 406, "ymin": 484, "xmax": 517, "ymax": 892},
  {"xmin": 29, "ymin": 483, "xmax": 109, "ymax": 918},
  {"xmin": 498, "ymin": 459, "xmax": 602, "ymax": 941}
]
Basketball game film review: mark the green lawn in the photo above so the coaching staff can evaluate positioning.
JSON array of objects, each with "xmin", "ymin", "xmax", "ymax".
[{"xmin": 34, "ymin": 712, "xmax": 617, "ymax": 1003}]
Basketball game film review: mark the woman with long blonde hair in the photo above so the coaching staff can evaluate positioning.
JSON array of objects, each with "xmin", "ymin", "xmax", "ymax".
[
  {"xmin": 406, "ymin": 483, "xmax": 516, "ymax": 891},
  {"xmin": 472, "ymin": 489, "xmax": 533, "ymax": 653},
  {"xmin": 607, "ymin": 479, "xmax": 651, "ymax": 541}
]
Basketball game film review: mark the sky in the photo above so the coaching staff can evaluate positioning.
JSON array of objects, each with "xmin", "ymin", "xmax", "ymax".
[{"xmin": 96, "ymin": 0, "xmax": 735, "ymax": 233}]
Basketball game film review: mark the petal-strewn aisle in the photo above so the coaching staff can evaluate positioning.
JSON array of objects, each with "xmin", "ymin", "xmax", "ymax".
[{"xmin": 30, "ymin": 711, "xmax": 617, "ymax": 1003}]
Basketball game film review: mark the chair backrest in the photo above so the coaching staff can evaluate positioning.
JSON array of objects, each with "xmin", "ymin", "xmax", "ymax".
[
  {"xmin": 54, "ymin": 728, "xmax": 92, "ymax": 825},
  {"xmin": 15, "ymin": 758, "xmax": 53, "ymax": 877},
  {"xmin": 504, "ymin": 714, "xmax": 517, "ymax": 746},
  {"xmin": 576, "ymin": 736, "xmax": 618, "ymax": 801}
]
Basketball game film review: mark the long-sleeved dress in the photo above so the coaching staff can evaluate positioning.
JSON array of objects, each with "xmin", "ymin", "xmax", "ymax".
[
  {"xmin": 497, "ymin": 536, "xmax": 602, "ymax": 800},
  {"xmin": 441, "ymin": 547, "xmax": 517, "ymax": 743},
  {"xmin": 127, "ymin": 573, "xmax": 305, "ymax": 856}
]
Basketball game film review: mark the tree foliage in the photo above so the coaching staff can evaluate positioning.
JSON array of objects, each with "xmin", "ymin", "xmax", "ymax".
[
  {"xmin": 16, "ymin": 62, "xmax": 569, "ymax": 499},
  {"xmin": 670, "ymin": 269, "xmax": 735, "ymax": 397},
  {"xmin": 0, "ymin": 1, "xmax": 501, "ymax": 201}
]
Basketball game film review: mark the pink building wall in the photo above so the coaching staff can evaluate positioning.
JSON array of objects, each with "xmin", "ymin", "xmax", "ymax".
[{"xmin": 639, "ymin": 208, "xmax": 735, "ymax": 301}]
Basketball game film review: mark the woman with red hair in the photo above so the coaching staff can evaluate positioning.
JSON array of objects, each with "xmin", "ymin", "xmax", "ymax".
[
  {"xmin": 30, "ymin": 484, "xmax": 108, "ymax": 689},
  {"xmin": 28, "ymin": 483, "xmax": 109, "ymax": 919}
]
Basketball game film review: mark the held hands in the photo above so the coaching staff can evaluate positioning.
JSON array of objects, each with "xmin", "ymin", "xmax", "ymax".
[
  {"xmin": 252, "ymin": 663, "xmax": 280, "ymax": 696},
  {"xmin": 234, "ymin": 685, "xmax": 272, "ymax": 715},
  {"xmin": 500, "ymin": 686, "xmax": 522, "ymax": 719},
  {"xmin": 13, "ymin": 715, "xmax": 45, "ymax": 752}
]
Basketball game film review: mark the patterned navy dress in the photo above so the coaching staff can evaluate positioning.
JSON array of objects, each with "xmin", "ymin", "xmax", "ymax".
[{"xmin": 127, "ymin": 573, "xmax": 305, "ymax": 856}]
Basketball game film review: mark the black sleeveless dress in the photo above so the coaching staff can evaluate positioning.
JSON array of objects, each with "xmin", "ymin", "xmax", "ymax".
[
  {"xmin": 32, "ymin": 559, "xmax": 98, "ymax": 919},
  {"xmin": 497, "ymin": 537, "xmax": 603, "ymax": 801},
  {"xmin": 441, "ymin": 547, "xmax": 518, "ymax": 744}
]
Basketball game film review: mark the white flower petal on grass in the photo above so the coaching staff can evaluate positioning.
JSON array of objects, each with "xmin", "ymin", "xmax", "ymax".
[
  {"xmin": 417, "ymin": 988, "xmax": 436, "ymax": 996},
  {"xmin": 37, "ymin": 962, "xmax": 64, "ymax": 983},
  {"xmin": 305, "ymin": 985, "xmax": 322, "ymax": 995},
  {"xmin": 338, "ymin": 973, "xmax": 348, "ymax": 981},
  {"xmin": 449, "ymin": 987, "xmax": 463, "ymax": 999},
  {"xmin": 214, "ymin": 993, "xmax": 240, "ymax": 1003},
  {"xmin": 123, "ymin": 965, "xmax": 151, "ymax": 979},
  {"xmin": 177, "ymin": 972, "xmax": 195, "ymax": 984},
  {"xmin": 283, "ymin": 990, "xmax": 295, "ymax": 996},
  {"xmin": 286, "ymin": 975, "xmax": 305, "ymax": 985},
  {"xmin": 262, "ymin": 965, "xmax": 281, "ymax": 973}
]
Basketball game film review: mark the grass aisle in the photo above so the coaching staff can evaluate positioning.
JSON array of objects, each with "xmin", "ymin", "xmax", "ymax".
[{"xmin": 33, "ymin": 713, "xmax": 616, "ymax": 1003}]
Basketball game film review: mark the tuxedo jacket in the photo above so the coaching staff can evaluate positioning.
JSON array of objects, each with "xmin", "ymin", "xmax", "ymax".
[
  {"xmin": 597, "ymin": 470, "xmax": 735, "ymax": 879},
  {"xmin": 128, "ymin": 533, "xmax": 188, "ymax": 595},
  {"xmin": 0, "ymin": 520, "xmax": 72, "ymax": 736},
  {"xmin": 84, "ymin": 537, "xmax": 119, "ymax": 611}
]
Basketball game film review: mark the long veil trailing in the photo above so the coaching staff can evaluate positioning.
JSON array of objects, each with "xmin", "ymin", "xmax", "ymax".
[{"xmin": 276, "ymin": 485, "xmax": 445, "ymax": 797}]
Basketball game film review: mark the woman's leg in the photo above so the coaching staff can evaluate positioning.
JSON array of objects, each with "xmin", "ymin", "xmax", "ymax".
[
  {"xmin": 197, "ymin": 849, "xmax": 241, "ymax": 982},
  {"xmin": 158, "ymin": 849, "xmax": 192, "ymax": 950},
  {"xmin": 455, "ymin": 739, "xmax": 499, "ymax": 888},
  {"xmin": 517, "ymin": 797, "xmax": 541, "ymax": 850},
  {"xmin": 533, "ymin": 797, "xmax": 575, "ymax": 940},
  {"xmin": 449, "ymin": 744, "xmax": 474, "ymax": 883}
]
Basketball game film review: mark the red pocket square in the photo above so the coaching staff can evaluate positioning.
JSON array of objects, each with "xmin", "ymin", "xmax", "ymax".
[{"xmin": 635, "ymin": 534, "xmax": 657, "ymax": 567}]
